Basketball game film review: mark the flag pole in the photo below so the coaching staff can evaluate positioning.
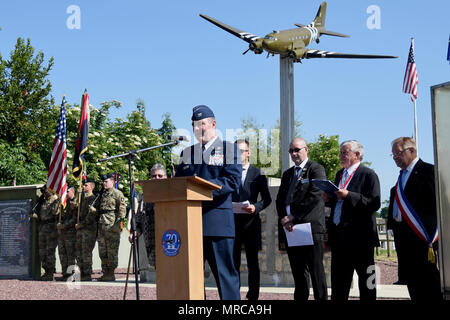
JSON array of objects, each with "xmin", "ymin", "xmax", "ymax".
[
  {"xmin": 413, "ymin": 98, "xmax": 419, "ymax": 156},
  {"xmin": 411, "ymin": 37, "xmax": 419, "ymax": 155},
  {"xmin": 77, "ymin": 175, "xmax": 82, "ymax": 224}
]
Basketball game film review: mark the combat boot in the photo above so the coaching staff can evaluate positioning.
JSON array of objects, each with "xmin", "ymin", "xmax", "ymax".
[
  {"xmin": 55, "ymin": 274, "xmax": 70, "ymax": 281},
  {"xmin": 41, "ymin": 269, "xmax": 54, "ymax": 281},
  {"xmin": 98, "ymin": 268, "xmax": 115, "ymax": 281}
]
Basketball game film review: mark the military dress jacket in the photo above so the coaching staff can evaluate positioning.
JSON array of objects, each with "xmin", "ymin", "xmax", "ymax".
[{"xmin": 175, "ymin": 138, "xmax": 242, "ymax": 237}]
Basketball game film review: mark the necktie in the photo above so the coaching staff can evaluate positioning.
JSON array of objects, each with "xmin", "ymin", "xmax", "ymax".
[
  {"xmin": 242, "ymin": 167, "xmax": 247, "ymax": 184},
  {"xmin": 201, "ymin": 144, "xmax": 206, "ymax": 163},
  {"xmin": 333, "ymin": 169, "xmax": 349, "ymax": 225},
  {"xmin": 294, "ymin": 166, "xmax": 301, "ymax": 178},
  {"xmin": 285, "ymin": 166, "xmax": 302, "ymax": 205},
  {"xmin": 401, "ymin": 169, "xmax": 407, "ymax": 189}
]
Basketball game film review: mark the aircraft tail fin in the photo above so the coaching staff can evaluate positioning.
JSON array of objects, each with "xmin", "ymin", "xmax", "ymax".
[{"xmin": 313, "ymin": 1, "xmax": 327, "ymax": 28}]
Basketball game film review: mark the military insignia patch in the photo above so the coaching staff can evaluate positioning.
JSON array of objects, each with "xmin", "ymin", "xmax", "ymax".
[
  {"xmin": 209, "ymin": 154, "xmax": 224, "ymax": 166},
  {"xmin": 161, "ymin": 229, "xmax": 181, "ymax": 257}
]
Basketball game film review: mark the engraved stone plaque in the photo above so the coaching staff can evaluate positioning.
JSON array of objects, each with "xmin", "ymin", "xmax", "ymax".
[{"xmin": 0, "ymin": 200, "xmax": 32, "ymax": 279}]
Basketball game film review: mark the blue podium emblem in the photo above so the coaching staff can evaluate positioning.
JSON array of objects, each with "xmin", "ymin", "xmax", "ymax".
[{"xmin": 161, "ymin": 229, "xmax": 181, "ymax": 257}]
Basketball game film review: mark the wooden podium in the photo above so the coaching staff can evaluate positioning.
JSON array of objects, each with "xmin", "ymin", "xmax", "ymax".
[{"xmin": 137, "ymin": 176, "xmax": 221, "ymax": 300}]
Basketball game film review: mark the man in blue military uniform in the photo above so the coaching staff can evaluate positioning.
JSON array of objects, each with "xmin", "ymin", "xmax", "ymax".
[{"xmin": 175, "ymin": 105, "xmax": 242, "ymax": 300}]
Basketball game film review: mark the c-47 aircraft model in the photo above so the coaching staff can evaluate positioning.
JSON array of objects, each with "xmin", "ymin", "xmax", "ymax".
[{"xmin": 200, "ymin": 1, "xmax": 397, "ymax": 62}]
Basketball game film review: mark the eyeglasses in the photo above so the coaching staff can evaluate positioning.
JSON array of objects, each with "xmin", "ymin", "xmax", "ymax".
[
  {"xmin": 289, "ymin": 147, "xmax": 306, "ymax": 153},
  {"xmin": 151, "ymin": 174, "xmax": 165, "ymax": 179},
  {"xmin": 390, "ymin": 148, "xmax": 409, "ymax": 158},
  {"xmin": 239, "ymin": 149, "xmax": 249, "ymax": 153}
]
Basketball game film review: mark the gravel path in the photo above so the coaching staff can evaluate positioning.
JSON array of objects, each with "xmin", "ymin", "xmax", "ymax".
[{"xmin": 0, "ymin": 260, "xmax": 399, "ymax": 300}]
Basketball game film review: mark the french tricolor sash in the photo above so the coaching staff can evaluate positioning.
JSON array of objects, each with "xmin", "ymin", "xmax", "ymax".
[{"xmin": 394, "ymin": 173, "xmax": 439, "ymax": 263}]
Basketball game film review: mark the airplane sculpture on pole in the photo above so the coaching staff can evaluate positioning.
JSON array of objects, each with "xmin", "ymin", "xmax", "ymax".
[
  {"xmin": 200, "ymin": 2, "xmax": 397, "ymax": 62},
  {"xmin": 200, "ymin": 1, "xmax": 397, "ymax": 173}
]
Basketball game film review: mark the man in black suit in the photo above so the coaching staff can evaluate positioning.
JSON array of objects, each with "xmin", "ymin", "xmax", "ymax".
[
  {"xmin": 233, "ymin": 139, "xmax": 272, "ymax": 300},
  {"xmin": 325, "ymin": 140, "xmax": 380, "ymax": 301},
  {"xmin": 276, "ymin": 137, "xmax": 328, "ymax": 301},
  {"xmin": 387, "ymin": 137, "xmax": 441, "ymax": 301}
]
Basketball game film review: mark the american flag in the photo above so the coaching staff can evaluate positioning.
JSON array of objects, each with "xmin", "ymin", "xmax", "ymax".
[
  {"xmin": 47, "ymin": 96, "xmax": 68, "ymax": 207},
  {"xmin": 403, "ymin": 39, "xmax": 418, "ymax": 101}
]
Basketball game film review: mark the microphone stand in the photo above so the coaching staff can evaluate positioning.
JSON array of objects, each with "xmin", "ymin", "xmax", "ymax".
[{"xmin": 97, "ymin": 140, "xmax": 179, "ymax": 300}]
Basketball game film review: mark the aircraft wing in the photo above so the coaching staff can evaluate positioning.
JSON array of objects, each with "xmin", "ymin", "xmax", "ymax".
[
  {"xmin": 304, "ymin": 49, "xmax": 397, "ymax": 59},
  {"xmin": 294, "ymin": 24, "xmax": 350, "ymax": 38},
  {"xmin": 199, "ymin": 14, "xmax": 262, "ymax": 44}
]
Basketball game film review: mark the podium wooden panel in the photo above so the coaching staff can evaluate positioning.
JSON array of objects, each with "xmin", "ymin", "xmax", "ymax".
[{"xmin": 137, "ymin": 176, "xmax": 221, "ymax": 300}]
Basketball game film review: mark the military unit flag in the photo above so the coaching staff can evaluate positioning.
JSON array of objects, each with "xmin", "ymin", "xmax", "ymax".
[
  {"xmin": 403, "ymin": 38, "xmax": 419, "ymax": 101},
  {"xmin": 47, "ymin": 96, "xmax": 68, "ymax": 207},
  {"xmin": 72, "ymin": 90, "xmax": 90, "ymax": 180}
]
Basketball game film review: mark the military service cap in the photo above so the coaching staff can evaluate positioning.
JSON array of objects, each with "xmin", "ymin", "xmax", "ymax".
[{"xmin": 191, "ymin": 105, "xmax": 215, "ymax": 121}]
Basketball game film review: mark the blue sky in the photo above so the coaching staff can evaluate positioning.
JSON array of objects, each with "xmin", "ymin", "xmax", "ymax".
[{"xmin": 1, "ymin": 0, "xmax": 449, "ymax": 202}]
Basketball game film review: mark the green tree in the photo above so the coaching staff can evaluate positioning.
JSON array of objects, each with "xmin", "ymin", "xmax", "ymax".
[
  {"xmin": 65, "ymin": 100, "xmax": 175, "ymax": 198},
  {"xmin": 308, "ymin": 134, "xmax": 341, "ymax": 181},
  {"xmin": 378, "ymin": 200, "xmax": 390, "ymax": 218},
  {"xmin": 0, "ymin": 37, "xmax": 56, "ymax": 185}
]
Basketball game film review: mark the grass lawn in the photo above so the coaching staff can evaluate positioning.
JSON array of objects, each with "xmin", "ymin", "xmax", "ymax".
[{"xmin": 375, "ymin": 248, "xmax": 398, "ymax": 263}]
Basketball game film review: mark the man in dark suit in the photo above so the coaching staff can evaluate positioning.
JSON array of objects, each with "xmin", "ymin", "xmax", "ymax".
[
  {"xmin": 276, "ymin": 137, "xmax": 328, "ymax": 301},
  {"xmin": 233, "ymin": 139, "xmax": 272, "ymax": 300},
  {"xmin": 175, "ymin": 105, "xmax": 241, "ymax": 300},
  {"xmin": 325, "ymin": 140, "xmax": 380, "ymax": 301},
  {"xmin": 387, "ymin": 137, "xmax": 441, "ymax": 301}
]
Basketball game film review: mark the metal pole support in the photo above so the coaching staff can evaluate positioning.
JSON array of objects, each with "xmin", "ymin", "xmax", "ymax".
[{"xmin": 280, "ymin": 56, "xmax": 295, "ymax": 173}]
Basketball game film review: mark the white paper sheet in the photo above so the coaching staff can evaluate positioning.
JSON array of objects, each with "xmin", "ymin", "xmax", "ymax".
[
  {"xmin": 284, "ymin": 223, "xmax": 314, "ymax": 247},
  {"xmin": 232, "ymin": 200, "xmax": 251, "ymax": 214}
]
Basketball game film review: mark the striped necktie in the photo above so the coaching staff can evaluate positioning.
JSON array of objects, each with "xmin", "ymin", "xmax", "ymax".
[
  {"xmin": 333, "ymin": 169, "xmax": 349, "ymax": 225},
  {"xmin": 285, "ymin": 166, "xmax": 302, "ymax": 205}
]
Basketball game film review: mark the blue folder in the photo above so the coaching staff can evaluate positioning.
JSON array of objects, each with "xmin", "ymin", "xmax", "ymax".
[{"xmin": 311, "ymin": 179, "xmax": 339, "ymax": 194}]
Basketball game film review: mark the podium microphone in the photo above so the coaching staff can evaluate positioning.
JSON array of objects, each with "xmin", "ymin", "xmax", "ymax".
[{"xmin": 169, "ymin": 135, "xmax": 190, "ymax": 142}]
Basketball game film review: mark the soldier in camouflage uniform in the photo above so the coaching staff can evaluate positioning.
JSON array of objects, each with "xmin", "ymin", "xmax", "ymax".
[
  {"xmin": 57, "ymin": 186, "xmax": 77, "ymax": 280},
  {"xmin": 75, "ymin": 179, "xmax": 98, "ymax": 281},
  {"xmin": 38, "ymin": 189, "xmax": 60, "ymax": 281},
  {"xmin": 92, "ymin": 173, "xmax": 126, "ymax": 281}
]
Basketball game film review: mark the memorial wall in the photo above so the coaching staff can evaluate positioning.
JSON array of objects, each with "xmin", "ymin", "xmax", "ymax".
[{"xmin": 0, "ymin": 200, "xmax": 32, "ymax": 279}]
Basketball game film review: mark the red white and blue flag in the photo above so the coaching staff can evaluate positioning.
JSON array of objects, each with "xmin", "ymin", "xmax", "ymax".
[
  {"xmin": 72, "ymin": 90, "xmax": 90, "ymax": 180},
  {"xmin": 402, "ymin": 39, "xmax": 419, "ymax": 101},
  {"xmin": 47, "ymin": 96, "xmax": 68, "ymax": 207},
  {"xmin": 394, "ymin": 175, "xmax": 438, "ymax": 262}
]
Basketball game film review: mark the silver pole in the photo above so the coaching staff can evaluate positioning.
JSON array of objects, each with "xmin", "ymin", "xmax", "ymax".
[
  {"xmin": 414, "ymin": 99, "xmax": 419, "ymax": 156},
  {"xmin": 280, "ymin": 56, "xmax": 295, "ymax": 173}
]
